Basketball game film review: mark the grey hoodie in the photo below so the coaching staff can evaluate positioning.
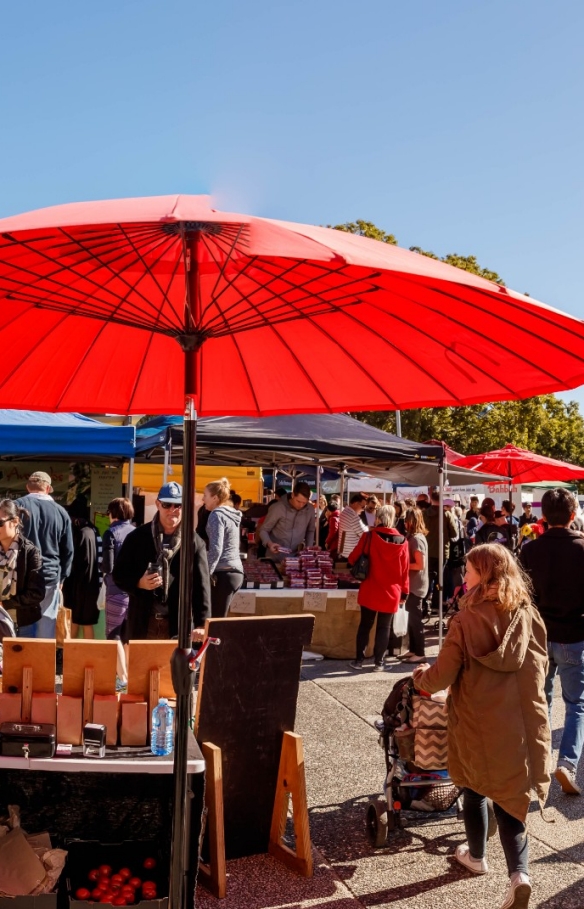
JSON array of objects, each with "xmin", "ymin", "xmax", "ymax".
[
  {"xmin": 259, "ymin": 494, "xmax": 315, "ymax": 560},
  {"xmin": 207, "ymin": 506, "xmax": 243, "ymax": 574}
]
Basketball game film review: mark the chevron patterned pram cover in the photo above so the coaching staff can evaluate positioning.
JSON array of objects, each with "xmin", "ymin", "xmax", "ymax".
[{"xmin": 411, "ymin": 693, "xmax": 448, "ymax": 770}]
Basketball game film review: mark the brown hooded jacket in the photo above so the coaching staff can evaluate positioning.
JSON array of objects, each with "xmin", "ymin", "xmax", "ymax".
[{"xmin": 415, "ymin": 599, "xmax": 551, "ymax": 822}]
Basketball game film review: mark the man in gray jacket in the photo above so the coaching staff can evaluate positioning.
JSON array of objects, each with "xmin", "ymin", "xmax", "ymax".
[{"xmin": 260, "ymin": 482, "xmax": 315, "ymax": 560}]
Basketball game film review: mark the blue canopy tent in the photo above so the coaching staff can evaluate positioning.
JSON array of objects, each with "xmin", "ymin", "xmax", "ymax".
[{"xmin": 0, "ymin": 411, "xmax": 135, "ymax": 459}]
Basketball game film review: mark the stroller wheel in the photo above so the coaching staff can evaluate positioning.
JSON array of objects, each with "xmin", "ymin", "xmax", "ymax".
[{"xmin": 366, "ymin": 798, "xmax": 388, "ymax": 848}]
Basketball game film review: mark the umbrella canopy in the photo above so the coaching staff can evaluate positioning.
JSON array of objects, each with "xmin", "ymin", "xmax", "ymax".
[
  {"xmin": 452, "ymin": 444, "xmax": 584, "ymax": 484},
  {"xmin": 1, "ymin": 194, "xmax": 584, "ymax": 908},
  {"xmin": 1, "ymin": 195, "xmax": 584, "ymax": 414}
]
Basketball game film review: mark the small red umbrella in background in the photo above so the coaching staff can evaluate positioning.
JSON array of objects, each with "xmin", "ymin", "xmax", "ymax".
[
  {"xmin": 3, "ymin": 195, "xmax": 584, "ymax": 906},
  {"xmin": 453, "ymin": 444, "xmax": 584, "ymax": 485}
]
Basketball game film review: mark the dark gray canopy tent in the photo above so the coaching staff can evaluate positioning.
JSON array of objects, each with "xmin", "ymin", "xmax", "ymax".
[{"xmin": 137, "ymin": 413, "xmax": 502, "ymax": 646}]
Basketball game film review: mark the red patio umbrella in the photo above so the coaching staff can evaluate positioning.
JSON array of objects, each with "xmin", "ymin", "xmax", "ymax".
[
  {"xmin": 452, "ymin": 444, "xmax": 584, "ymax": 485},
  {"xmin": 2, "ymin": 195, "xmax": 584, "ymax": 907}
]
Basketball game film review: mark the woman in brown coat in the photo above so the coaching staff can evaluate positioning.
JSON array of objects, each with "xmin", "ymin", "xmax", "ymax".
[{"xmin": 413, "ymin": 544, "xmax": 550, "ymax": 909}]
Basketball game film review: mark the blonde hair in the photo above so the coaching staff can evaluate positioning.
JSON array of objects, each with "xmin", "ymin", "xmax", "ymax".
[
  {"xmin": 404, "ymin": 507, "xmax": 428, "ymax": 536},
  {"xmin": 205, "ymin": 477, "xmax": 231, "ymax": 505},
  {"xmin": 462, "ymin": 544, "xmax": 532, "ymax": 613},
  {"xmin": 375, "ymin": 504, "xmax": 395, "ymax": 528}
]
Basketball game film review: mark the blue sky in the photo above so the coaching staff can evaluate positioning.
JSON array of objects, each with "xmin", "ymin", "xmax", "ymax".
[{"xmin": 1, "ymin": 0, "xmax": 583, "ymax": 405}]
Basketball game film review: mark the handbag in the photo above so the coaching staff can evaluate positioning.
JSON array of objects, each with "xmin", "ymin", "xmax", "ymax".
[
  {"xmin": 349, "ymin": 531, "xmax": 372, "ymax": 581},
  {"xmin": 393, "ymin": 600, "xmax": 409, "ymax": 637}
]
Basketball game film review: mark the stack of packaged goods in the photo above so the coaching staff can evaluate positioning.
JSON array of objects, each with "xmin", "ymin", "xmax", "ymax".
[
  {"xmin": 282, "ymin": 549, "xmax": 338, "ymax": 589},
  {"xmin": 243, "ymin": 555, "xmax": 284, "ymax": 588}
]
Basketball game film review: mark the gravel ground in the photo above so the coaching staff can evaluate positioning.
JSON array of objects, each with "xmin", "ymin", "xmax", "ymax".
[{"xmin": 196, "ymin": 632, "xmax": 584, "ymax": 908}]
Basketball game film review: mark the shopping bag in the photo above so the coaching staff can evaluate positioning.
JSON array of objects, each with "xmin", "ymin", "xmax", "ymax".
[
  {"xmin": 55, "ymin": 590, "xmax": 71, "ymax": 646},
  {"xmin": 393, "ymin": 601, "xmax": 408, "ymax": 637},
  {"xmin": 97, "ymin": 580, "xmax": 107, "ymax": 611}
]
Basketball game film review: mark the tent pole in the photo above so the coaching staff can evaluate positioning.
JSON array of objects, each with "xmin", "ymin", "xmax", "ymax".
[
  {"xmin": 163, "ymin": 434, "xmax": 171, "ymax": 485},
  {"xmin": 395, "ymin": 410, "xmax": 402, "ymax": 437},
  {"xmin": 315, "ymin": 464, "xmax": 321, "ymax": 545},
  {"xmin": 438, "ymin": 463, "xmax": 444, "ymax": 649},
  {"xmin": 169, "ymin": 233, "xmax": 200, "ymax": 909}
]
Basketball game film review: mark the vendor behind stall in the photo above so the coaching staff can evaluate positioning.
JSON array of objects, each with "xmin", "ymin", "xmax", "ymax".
[{"xmin": 259, "ymin": 482, "xmax": 315, "ymax": 561}]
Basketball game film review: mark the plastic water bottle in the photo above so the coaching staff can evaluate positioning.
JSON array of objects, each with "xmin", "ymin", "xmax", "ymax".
[{"xmin": 151, "ymin": 697, "xmax": 174, "ymax": 756}]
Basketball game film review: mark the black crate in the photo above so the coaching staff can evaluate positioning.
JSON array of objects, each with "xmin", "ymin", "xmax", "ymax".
[{"xmin": 65, "ymin": 840, "xmax": 167, "ymax": 909}]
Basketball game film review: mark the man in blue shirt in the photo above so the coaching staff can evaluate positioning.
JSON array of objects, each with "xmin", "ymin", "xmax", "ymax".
[{"xmin": 16, "ymin": 470, "xmax": 74, "ymax": 639}]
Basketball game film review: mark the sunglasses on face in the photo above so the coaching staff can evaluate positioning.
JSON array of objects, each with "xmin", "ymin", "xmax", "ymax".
[{"xmin": 159, "ymin": 502, "xmax": 182, "ymax": 510}]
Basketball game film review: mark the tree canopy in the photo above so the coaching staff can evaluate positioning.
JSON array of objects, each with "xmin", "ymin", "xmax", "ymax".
[{"xmin": 335, "ymin": 220, "xmax": 584, "ymax": 464}]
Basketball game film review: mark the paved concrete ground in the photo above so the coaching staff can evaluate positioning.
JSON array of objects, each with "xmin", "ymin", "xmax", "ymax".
[{"xmin": 196, "ymin": 630, "xmax": 584, "ymax": 908}]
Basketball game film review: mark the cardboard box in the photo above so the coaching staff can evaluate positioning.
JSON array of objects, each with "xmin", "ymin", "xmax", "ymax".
[
  {"xmin": 92, "ymin": 695, "xmax": 119, "ymax": 746},
  {"xmin": 31, "ymin": 693, "xmax": 58, "ymax": 727},
  {"xmin": 0, "ymin": 692, "xmax": 22, "ymax": 724},
  {"xmin": 56, "ymin": 695, "xmax": 83, "ymax": 746}
]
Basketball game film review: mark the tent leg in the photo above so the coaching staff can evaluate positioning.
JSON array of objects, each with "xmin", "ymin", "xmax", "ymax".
[
  {"xmin": 315, "ymin": 465, "xmax": 321, "ymax": 544},
  {"xmin": 438, "ymin": 465, "xmax": 444, "ymax": 649},
  {"xmin": 163, "ymin": 438, "xmax": 171, "ymax": 485}
]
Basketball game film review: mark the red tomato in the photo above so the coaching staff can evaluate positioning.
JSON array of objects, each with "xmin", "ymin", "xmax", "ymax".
[
  {"xmin": 100, "ymin": 897, "xmax": 113, "ymax": 904},
  {"xmin": 142, "ymin": 890, "xmax": 156, "ymax": 900},
  {"xmin": 128, "ymin": 879, "xmax": 141, "ymax": 890},
  {"xmin": 99, "ymin": 866, "xmax": 113, "ymax": 878},
  {"xmin": 91, "ymin": 890, "xmax": 103, "ymax": 901},
  {"xmin": 113, "ymin": 899, "xmax": 127, "ymax": 906},
  {"xmin": 76, "ymin": 888, "xmax": 92, "ymax": 900},
  {"xmin": 118, "ymin": 869, "xmax": 132, "ymax": 882},
  {"xmin": 120, "ymin": 887, "xmax": 135, "ymax": 901},
  {"xmin": 143, "ymin": 858, "xmax": 156, "ymax": 870},
  {"xmin": 97, "ymin": 882, "xmax": 110, "ymax": 893},
  {"xmin": 111, "ymin": 875, "xmax": 124, "ymax": 886},
  {"xmin": 89, "ymin": 871, "xmax": 100, "ymax": 883},
  {"xmin": 142, "ymin": 882, "xmax": 156, "ymax": 891}
]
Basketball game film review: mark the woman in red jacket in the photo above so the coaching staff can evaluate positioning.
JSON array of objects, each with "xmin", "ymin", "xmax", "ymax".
[{"xmin": 348, "ymin": 504, "xmax": 410, "ymax": 671}]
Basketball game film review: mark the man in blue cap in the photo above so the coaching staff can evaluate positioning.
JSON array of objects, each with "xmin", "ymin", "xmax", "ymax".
[{"xmin": 113, "ymin": 482, "xmax": 211, "ymax": 640}]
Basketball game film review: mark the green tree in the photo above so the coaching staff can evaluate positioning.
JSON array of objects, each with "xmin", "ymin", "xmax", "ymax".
[{"xmin": 329, "ymin": 220, "xmax": 397, "ymax": 245}]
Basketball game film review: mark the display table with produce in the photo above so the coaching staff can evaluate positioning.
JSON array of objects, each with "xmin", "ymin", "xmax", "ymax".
[
  {"xmin": 0, "ymin": 637, "xmax": 206, "ymax": 907},
  {"xmin": 0, "ymin": 739, "xmax": 205, "ymax": 907}
]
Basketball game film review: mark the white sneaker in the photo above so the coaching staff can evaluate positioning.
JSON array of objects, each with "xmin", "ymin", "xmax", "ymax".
[
  {"xmin": 554, "ymin": 765, "xmax": 581, "ymax": 795},
  {"xmin": 454, "ymin": 843, "xmax": 488, "ymax": 874},
  {"xmin": 499, "ymin": 872, "xmax": 531, "ymax": 909}
]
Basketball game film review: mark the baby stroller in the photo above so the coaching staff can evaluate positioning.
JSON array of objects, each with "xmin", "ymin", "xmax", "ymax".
[
  {"xmin": 367, "ymin": 675, "xmax": 462, "ymax": 847},
  {"xmin": 432, "ymin": 584, "xmax": 463, "ymax": 635}
]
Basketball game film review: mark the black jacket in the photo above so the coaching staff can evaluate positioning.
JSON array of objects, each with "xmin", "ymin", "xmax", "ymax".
[
  {"xmin": 112, "ymin": 522, "xmax": 211, "ymax": 639},
  {"xmin": 4, "ymin": 535, "xmax": 45, "ymax": 628},
  {"xmin": 520, "ymin": 527, "xmax": 584, "ymax": 644}
]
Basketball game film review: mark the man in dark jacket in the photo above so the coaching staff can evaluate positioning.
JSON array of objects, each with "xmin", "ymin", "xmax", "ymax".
[
  {"xmin": 16, "ymin": 470, "xmax": 73, "ymax": 639},
  {"xmin": 113, "ymin": 482, "xmax": 211, "ymax": 640},
  {"xmin": 520, "ymin": 487, "xmax": 584, "ymax": 795}
]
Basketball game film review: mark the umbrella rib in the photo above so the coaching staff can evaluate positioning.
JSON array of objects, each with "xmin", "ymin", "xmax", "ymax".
[
  {"xmin": 126, "ymin": 330, "xmax": 159, "ymax": 414},
  {"xmin": 117, "ymin": 225, "xmax": 185, "ymax": 329},
  {"xmin": 203, "ymin": 255, "xmax": 367, "ymax": 326},
  {"xmin": 199, "ymin": 225, "xmax": 249, "ymax": 320},
  {"xmin": 203, "ymin": 257, "xmax": 379, "ymax": 334},
  {"xmin": 3, "ymin": 227, "xmax": 180, "ymax": 331},
  {"xmin": 59, "ymin": 226, "xmax": 181, "ymax": 329}
]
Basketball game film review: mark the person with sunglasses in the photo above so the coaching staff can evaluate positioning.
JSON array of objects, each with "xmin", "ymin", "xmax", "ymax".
[
  {"xmin": 113, "ymin": 482, "xmax": 211, "ymax": 641},
  {"xmin": 0, "ymin": 499, "xmax": 45, "ymax": 635}
]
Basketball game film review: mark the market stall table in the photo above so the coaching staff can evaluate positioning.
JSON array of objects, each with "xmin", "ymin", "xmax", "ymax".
[{"xmin": 0, "ymin": 739, "xmax": 205, "ymax": 905}]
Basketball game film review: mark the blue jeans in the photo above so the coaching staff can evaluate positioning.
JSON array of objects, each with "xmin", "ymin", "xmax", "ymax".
[
  {"xmin": 463, "ymin": 788, "xmax": 528, "ymax": 875},
  {"xmin": 544, "ymin": 639, "xmax": 584, "ymax": 772},
  {"xmin": 18, "ymin": 582, "xmax": 59, "ymax": 639}
]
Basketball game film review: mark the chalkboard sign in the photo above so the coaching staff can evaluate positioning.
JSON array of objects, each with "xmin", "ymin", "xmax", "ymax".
[{"xmin": 195, "ymin": 614, "xmax": 314, "ymax": 859}]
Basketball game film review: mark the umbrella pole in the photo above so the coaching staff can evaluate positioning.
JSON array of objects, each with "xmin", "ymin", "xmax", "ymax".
[
  {"xmin": 438, "ymin": 463, "xmax": 444, "ymax": 649},
  {"xmin": 163, "ymin": 433, "xmax": 171, "ymax": 484},
  {"xmin": 169, "ymin": 232, "xmax": 201, "ymax": 909}
]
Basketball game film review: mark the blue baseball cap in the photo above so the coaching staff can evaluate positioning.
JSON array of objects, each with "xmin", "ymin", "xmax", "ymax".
[{"xmin": 157, "ymin": 481, "xmax": 182, "ymax": 504}]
